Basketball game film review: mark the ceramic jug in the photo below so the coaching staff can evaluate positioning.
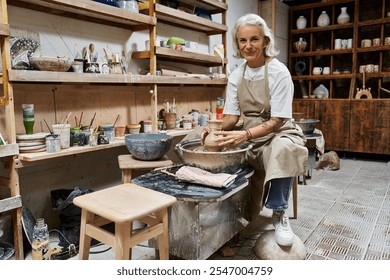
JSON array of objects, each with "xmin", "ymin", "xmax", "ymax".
[
  {"xmin": 296, "ymin": 15, "xmax": 307, "ymax": 29},
  {"xmin": 317, "ymin": 11, "xmax": 330, "ymax": 27},
  {"xmin": 203, "ymin": 120, "xmax": 223, "ymax": 152},
  {"xmin": 294, "ymin": 37, "xmax": 307, "ymax": 53},
  {"xmin": 337, "ymin": 7, "xmax": 350, "ymax": 24}
]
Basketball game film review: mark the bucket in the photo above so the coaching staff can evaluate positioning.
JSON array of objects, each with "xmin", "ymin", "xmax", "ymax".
[
  {"xmin": 52, "ymin": 124, "xmax": 71, "ymax": 149},
  {"xmin": 165, "ymin": 112, "xmax": 177, "ymax": 129}
]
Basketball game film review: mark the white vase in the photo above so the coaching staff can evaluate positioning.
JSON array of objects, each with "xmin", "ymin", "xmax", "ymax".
[
  {"xmin": 296, "ymin": 15, "xmax": 307, "ymax": 29},
  {"xmin": 317, "ymin": 11, "xmax": 330, "ymax": 27},
  {"xmin": 337, "ymin": 7, "xmax": 350, "ymax": 24}
]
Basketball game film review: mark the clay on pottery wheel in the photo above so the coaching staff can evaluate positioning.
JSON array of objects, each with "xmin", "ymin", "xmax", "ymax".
[
  {"xmin": 254, "ymin": 230, "xmax": 306, "ymax": 260},
  {"xmin": 203, "ymin": 120, "xmax": 223, "ymax": 152}
]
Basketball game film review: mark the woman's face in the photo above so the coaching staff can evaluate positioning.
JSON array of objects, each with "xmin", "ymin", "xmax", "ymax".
[{"xmin": 237, "ymin": 24, "xmax": 267, "ymax": 67}]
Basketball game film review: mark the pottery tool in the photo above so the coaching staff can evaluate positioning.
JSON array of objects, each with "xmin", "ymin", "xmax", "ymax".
[
  {"xmin": 113, "ymin": 114, "xmax": 120, "ymax": 127},
  {"xmin": 89, "ymin": 43, "xmax": 95, "ymax": 63},
  {"xmin": 75, "ymin": 116, "xmax": 79, "ymax": 127},
  {"xmin": 103, "ymin": 48, "xmax": 109, "ymax": 62},
  {"xmin": 43, "ymin": 119, "xmax": 53, "ymax": 134},
  {"xmin": 82, "ymin": 47, "xmax": 87, "ymax": 61},
  {"xmin": 58, "ymin": 112, "xmax": 72, "ymax": 136},
  {"xmin": 89, "ymin": 112, "xmax": 96, "ymax": 129},
  {"xmin": 79, "ymin": 112, "xmax": 83, "ymax": 127}
]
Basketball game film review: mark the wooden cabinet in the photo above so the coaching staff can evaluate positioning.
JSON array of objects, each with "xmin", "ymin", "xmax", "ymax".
[{"xmin": 289, "ymin": 0, "xmax": 390, "ymax": 154}]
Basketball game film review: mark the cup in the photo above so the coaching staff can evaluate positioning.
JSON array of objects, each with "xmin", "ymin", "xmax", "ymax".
[
  {"xmin": 322, "ymin": 67, "xmax": 330, "ymax": 75},
  {"xmin": 334, "ymin": 39, "xmax": 342, "ymax": 50},
  {"xmin": 165, "ymin": 112, "xmax": 177, "ymax": 129},
  {"xmin": 85, "ymin": 62, "xmax": 100, "ymax": 73},
  {"xmin": 359, "ymin": 65, "xmax": 366, "ymax": 73},
  {"xmin": 312, "ymin": 67, "xmax": 322, "ymax": 75},
  {"xmin": 361, "ymin": 39, "xmax": 372, "ymax": 48},
  {"xmin": 385, "ymin": 37, "xmax": 390, "ymax": 46},
  {"xmin": 347, "ymin": 38, "xmax": 353, "ymax": 49},
  {"xmin": 374, "ymin": 65, "xmax": 379, "ymax": 73},
  {"xmin": 52, "ymin": 123, "xmax": 71, "ymax": 149},
  {"xmin": 127, "ymin": 124, "xmax": 141, "ymax": 134},
  {"xmin": 115, "ymin": 126, "xmax": 126, "ymax": 137},
  {"xmin": 366, "ymin": 64, "xmax": 374, "ymax": 73},
  {"xmin": 71, "ymin": 61, "xmax": 83, "ymax": 73},
  {"xmin": 22, "ymin": 104, "xmax": 34, "ymax": 134},
  {"xmin": 341, "ymin": 39, "xmax": 348, "ymax": 49},
  {"xmin": 372, "ymin": 38, "xmax": 380, "ymax": 47},
  {"xmin": 45, "ymin": 134, "xmax": 60, "ymax": 153}
]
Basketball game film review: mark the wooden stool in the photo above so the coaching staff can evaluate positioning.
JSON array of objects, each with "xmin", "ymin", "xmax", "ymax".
[
  {"xmin": 118, "ymin": 155, "xmax": 173, "ymax": 183},
  {"xmin": 292, "ymin": 177, "xmax": 298, "ymax": 219},
  {"xmin": 73, "ymin": 183, "xmax": 177, "ymax": 260}
]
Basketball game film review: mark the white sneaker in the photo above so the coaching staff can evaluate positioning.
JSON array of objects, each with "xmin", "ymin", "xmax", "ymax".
[{"xmin": 272, "ymin": 210, "xmax": 294, "ymax": 246}]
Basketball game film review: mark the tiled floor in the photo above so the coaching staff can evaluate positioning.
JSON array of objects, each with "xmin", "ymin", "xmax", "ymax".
[{"xmin": 21, "ymin": 155, "xmax": 390, "ymax": 260}]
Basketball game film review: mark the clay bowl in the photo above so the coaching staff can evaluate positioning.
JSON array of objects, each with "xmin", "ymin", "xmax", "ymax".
[
  {"xmin": 29, "ymin": 56, "xmax": 72, "ymax": 72},
  {"xmin": 125, "ymin": 133, "xmax": 172, "ymax": 161},
  {"xmin": 175, "ymin": 139, "xmax": 252, "ymax": 174},
  {"xmin": 295, "ymin": 118, "xmax": 320, "ymax": 135}
]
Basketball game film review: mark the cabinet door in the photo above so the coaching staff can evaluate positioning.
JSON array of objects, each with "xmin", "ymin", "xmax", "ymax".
[
  {"xmin": 293, "ymin": 100, "xmax": 350, "ymax": 151},
  {"xmin": 350, "ymin": 100, "xmax": 390, "ymax": 154},
  {"xmin": 318, "ymin": 100, "xmax": 350, "ymax": 151}
]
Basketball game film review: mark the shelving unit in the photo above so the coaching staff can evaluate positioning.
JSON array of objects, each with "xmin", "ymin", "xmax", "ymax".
[
  {"xmin": 0, "ymin": 0, "xmax": 228, "ymax": 257},
  {"xmin": 288, "ymin": 0, "xmax": 390, "ymax": 154},
  {"xmin": 0, "ymin": 0, "xmax": 23, "ymax": 259}
]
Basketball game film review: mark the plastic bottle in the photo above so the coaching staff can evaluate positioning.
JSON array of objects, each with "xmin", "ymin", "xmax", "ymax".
[{"xmin": 31, "ymin": 218, "xmax": 51, "ymax": 260}]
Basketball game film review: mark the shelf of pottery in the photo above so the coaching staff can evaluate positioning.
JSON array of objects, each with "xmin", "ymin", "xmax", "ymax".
[{"xmin": 288, "ymin": 0, "xmax": 390, "ymax": 100}]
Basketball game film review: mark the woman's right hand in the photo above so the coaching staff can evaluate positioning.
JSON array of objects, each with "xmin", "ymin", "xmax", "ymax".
[{"xmin": 200, "ymin": 125, "xmax": 211, "ymax": 145}]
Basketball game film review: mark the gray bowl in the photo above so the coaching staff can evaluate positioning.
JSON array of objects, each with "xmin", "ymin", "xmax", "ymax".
[
  {"xmin": 296, "ymin": 119, "xmax": 320, "ymax": 135},
  {"xmin": 125, "ymin": 133, "xmax": 172, "ymax": 161}
]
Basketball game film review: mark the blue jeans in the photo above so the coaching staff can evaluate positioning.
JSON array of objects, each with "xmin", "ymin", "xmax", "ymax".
[{"xmin": 265, "ymin": 177, "xmax": 294, "ymax": 211}]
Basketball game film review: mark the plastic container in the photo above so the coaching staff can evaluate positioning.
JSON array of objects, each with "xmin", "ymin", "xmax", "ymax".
[
  {"xmin": 127, "ymin": 124, "xmax": 141, "ymax": 134},
  {"xmin": 143, "ymin": 121, "xmax": 152, "ymax": 133}
]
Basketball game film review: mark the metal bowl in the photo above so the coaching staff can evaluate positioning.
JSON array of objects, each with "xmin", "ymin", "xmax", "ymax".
[
  {"xmin": 125, "ymin": 133, "xmax": 172, "ymax": 161},
  {"xmin": 175, "ymin": 139, "xmax": 252, "ymax": 174},
  {"xmin": 295, "ymin": 119, "xmax": 320, "ymax": 135}
]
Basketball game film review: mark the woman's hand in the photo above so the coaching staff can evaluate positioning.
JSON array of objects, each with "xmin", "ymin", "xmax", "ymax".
[
  {"xmin": 200, "ymin": 125, "xmax": 211, "ymax": 145},
  {"xmin": 214, "ymin": 130, "xmax": 249, "ymax": 148}
]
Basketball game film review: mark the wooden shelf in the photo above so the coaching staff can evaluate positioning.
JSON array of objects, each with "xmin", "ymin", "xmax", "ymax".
[
  {"xmin": 8, "ymin": 70, "xmax": 227, "ymax": 85},
  {"xmin": 16, "ymin": 139, "xmax": 126, "ymax": 163},
  {"xmin": 290, "ymin": 23, "xmax": 354, "ymax": 34},
  {"xmin": 155, "ymin": 3, "xmax": 227, "ymax": 35},
  {"xmin": 0, "ymin": 144, "xmax": 19, "ymax": 157},
  {"xmin": 8, "ymin": 0, "xmax": 156, "ymax": 30},
  {"xmin": 132, "ymin": 46, "xmax": 225, "ymax": 67},
  {"xmin": 290, "ymin": 49, "xmax": 353, "ymax": 57},
  {"xmin": 292, "ymin": 74, "xmax": 353, "ymax": 80},
  {"xmin": 178, "ymin": 0, "xmax": 228, "ymax": 14}
]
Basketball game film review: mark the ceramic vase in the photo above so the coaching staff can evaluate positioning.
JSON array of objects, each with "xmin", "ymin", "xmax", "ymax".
[
  {"xmin": 22, "ymin": 104, "xmax": 34, "ymax": 134},
  {"xmin": 337, "ymin": 7, "xmax": 350, "ymax": 24},
  {"xmin": 203, "ymin": 120, "xmax": 223, "ymax": 152},
  {"xmin": 296, "ymin": 15, "xmax": 307, "ymax": 29},
  {"xmin": 317, "ymin": 11, "xmax": 330, "ymax": 27},
  {"xmin": 294, "ymin": 37, "xmax": 307, "ymax": 53}
]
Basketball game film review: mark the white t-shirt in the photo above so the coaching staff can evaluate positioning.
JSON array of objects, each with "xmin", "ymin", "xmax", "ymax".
[{"xmin": 223, "ymin": 58, "xmax": 293, "ymax": 118}]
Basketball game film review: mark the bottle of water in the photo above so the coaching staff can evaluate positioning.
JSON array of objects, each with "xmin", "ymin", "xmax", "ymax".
[{"xmin": 31, "ymin": 218, "xmax": 51, "ymax": 260}]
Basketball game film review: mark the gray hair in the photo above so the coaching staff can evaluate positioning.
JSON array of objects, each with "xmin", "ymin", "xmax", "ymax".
[{"xmin": 231, "ymin": 14, "xmax": 279, "ymax": 58}]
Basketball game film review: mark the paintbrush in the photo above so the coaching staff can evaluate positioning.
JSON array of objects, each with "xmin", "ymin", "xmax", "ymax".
[{"xmin": 113, "ymin": 114, "xmax": 120, "ymax": 127}]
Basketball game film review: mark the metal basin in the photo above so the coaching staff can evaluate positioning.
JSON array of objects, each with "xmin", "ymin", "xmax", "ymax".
[
  {"xmin": 175, "ymin": 139, "xmax": 252, "ymax": 174},
  {"xmin": 296, "ymin": 119, "xmax": 320, "ymax": 135}
]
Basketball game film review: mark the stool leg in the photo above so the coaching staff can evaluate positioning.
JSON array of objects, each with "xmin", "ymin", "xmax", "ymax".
[
  {"xmin": 122, "ymin": 169, "xmax": 132, "ymax": 183},
  {"xmin": 156, "ymin": 208, "xmax": 170, "ymax": 260},
  {"xmin": 115, "ymin": 222, "xmax": 131, "ymax": 260},
  {"xmin": 292, "ymin": 177, "xmax": 298, "ymax": 219},
  {"xmin": 79, "ymin": 209, "xmax": 93, "ymax": 260}
]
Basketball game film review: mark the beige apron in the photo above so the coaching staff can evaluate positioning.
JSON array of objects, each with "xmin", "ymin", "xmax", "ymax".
[{"xmin": 237, "ymin": 61, "xmax": 308, "ymax": 220}]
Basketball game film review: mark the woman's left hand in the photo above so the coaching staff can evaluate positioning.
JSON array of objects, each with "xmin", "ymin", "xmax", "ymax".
[{"xmin": 214, "ymin": 130, "xmax": 248, "ymax": 148}]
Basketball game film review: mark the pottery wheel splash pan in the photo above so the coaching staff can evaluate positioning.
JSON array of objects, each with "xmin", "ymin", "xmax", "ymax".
[{"xmin": 175, "ymin": 139, "xmax": 252, "ymax": 174}]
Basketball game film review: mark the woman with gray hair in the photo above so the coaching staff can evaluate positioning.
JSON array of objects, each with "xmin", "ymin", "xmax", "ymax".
[{"xmin": 204, "ymin": 14, "xmax": 308, "ymax": 246}]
